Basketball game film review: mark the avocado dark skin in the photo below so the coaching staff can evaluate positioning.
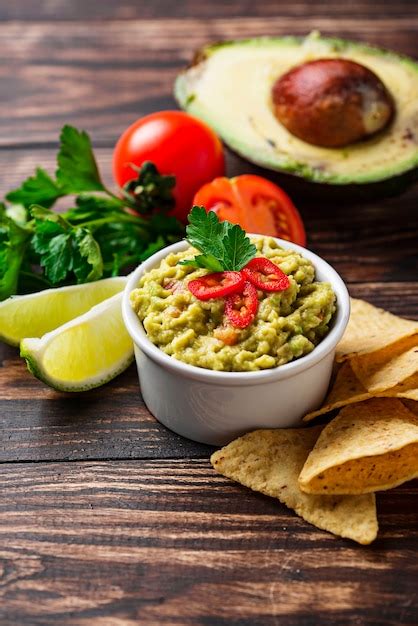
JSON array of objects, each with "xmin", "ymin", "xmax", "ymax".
[{"xmin": 225, "ymin": 148, "xmax": 417, "ymax": 203}]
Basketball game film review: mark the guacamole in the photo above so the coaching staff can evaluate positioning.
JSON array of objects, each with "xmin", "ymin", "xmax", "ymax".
[{"xmin": 130, "ymin": 237, "xmax": 336, "ymax": 372}]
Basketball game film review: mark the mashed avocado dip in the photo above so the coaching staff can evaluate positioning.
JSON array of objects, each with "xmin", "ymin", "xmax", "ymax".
[{"xmin": 130, "ymin": 237, "xmax": 336, "ymax": 372}]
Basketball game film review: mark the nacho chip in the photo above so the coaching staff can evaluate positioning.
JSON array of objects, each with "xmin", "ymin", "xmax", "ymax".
[
  {"xmin": 399, "ymin": 389, "xmax": 418, "ymax": 401},
  {"xmin": 299, "ymin": 398, "xmax": 418, "ymax": 495},
  {"xmin": 350, "ymin": 339, "xmax": 418, "ymax": 393},
  {"xmin": 336, "ymin": 298, "xmax": 418, "ymax": 362},
  {"xmin": 390, "ymin": 375, "xmax": 418, "ymax": 402},
  {"xmin": 211, "ymin": 428, "xmax": 377, "ymax": 545},
  {"xmin": 304, "ymin": 362, "xmax": 372, "ymax": 421},
  {"xmin": 303, "ymin": 364, "xmax": 418, "ymax": 422}
]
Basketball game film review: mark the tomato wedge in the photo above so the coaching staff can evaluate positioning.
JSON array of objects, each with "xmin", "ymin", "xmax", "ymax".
[
  {"xmin": 225, "ymin": 281, "xmax": 258, "ymax": 328},
  {"xmin": 188, "ymin": 271, "xmax": 244, "ymax": 301},
  {"xmin": 242, "ymin": 257, "xmax": 290, "ymax": 292},
  {"xmin": 193, "ymin": 174, "xmax": 306, "ymax": 246}
]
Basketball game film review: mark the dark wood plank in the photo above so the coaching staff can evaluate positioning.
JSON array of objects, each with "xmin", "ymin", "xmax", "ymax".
[
  {"xmin": 0, "ymin": 283, "xmax": 416, "ymax": 463},
  {"xmin": 0, "ymin": 346, "xmax": 212, "ymax": 462},
  {"xmin": 1, "ymin": 147, "xmax": 417, "ymax": 284},
  {"xmin": 0, "ymin": 364, "xmax": 212, "ymax": 462},
  {"xmin": 0, "ymin": 19, "xmax": 417, "ymax": 147},
  {"xmin": 0, "ymin": 459, "xmax": 416, "ymax": 626},
  {"xmin": 348, "ymin": 282, "xmax": 418, "ymax": 313},
  {"xmin": 2, "ymin": 0, "xmax": 418, "ymax": 21},
  {"xmin": 0, "ymin": 2, "xmax": 417, "ymax": 625}
]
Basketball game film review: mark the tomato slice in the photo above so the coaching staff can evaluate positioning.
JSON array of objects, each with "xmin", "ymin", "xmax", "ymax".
[
  {"xmin": 242, "ymin": 257, "xmax": 290, "ymax": 292},
  {"xmin": 188, "ymin": 271, "xmax": 244, "ymax": 301},
  {"xmin": 193, "ymin": 175, "xmax": 306, "ymax": 246},
  {"xmin": 225, "ymin": 281, "xmax": 258, "ymax": 328}
]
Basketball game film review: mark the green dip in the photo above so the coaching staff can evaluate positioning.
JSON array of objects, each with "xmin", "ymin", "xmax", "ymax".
[{"xmin": 130, "ymin": 237, "xmax": 336, "ymax": 372}]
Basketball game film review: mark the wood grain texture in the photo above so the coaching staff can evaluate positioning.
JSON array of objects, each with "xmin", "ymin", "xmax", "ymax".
[
  {"xmin": 0, "ymin": 18, "xmax": 417, "ymax": 147},
  {"xmin": 0, "ymin": 460, "xmax": 417, "ymax": 626},
  {"xmin": 1, "ymin": 1, "xmax": 418, "ymax": 624},
  {"xmin": 0, "ymin": 355, "xmax": 212, "ymax": 463},
  {"xmin": 2, "ymin": 0, "xmax": 418, "ymax": 21}
]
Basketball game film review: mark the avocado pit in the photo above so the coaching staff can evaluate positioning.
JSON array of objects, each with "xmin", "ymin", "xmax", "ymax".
[{"xmin": 271, "ymin": 58, "xmax": 395, "ymax": 148}]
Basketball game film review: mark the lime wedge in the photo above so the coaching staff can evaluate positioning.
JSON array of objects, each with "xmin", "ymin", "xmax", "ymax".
[
  {"xmin": 0, "ymin": 277, "xmax": 127, "ymax": 346},
  {"xmin": 20, "ymin": 292, "xmax": 133, "ymax": 392}
]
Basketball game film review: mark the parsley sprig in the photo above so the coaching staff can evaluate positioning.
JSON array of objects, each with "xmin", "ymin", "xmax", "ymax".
[
  {"xmin": 0, "ymin": 125, "xmax": 182, "ymax": 300},
  {"xmin": 180, "ymin": 206, "xmax": 256, "ymax": 272}
]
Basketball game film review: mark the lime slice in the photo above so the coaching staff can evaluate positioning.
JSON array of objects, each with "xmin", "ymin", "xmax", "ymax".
[
  {"xmin": 20, "ymin": 292, "xmax": 133, "ymax": 392},
  {"xmin": 0, "ymin": 277, "xmax": 127, "ymax": 346}
]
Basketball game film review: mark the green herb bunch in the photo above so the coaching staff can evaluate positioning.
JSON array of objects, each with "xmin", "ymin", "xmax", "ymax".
[{"xmin": 0, "ymin": 126, "xmax": 183, "ymax": 301}]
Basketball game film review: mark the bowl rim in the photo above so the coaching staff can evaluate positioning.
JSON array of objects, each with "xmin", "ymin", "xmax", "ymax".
[{"xmin": 122, "ymin": 235, "xmax": 350, "ymax": 386}]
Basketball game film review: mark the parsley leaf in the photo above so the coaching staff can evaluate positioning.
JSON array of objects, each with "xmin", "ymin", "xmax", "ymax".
[
  {"xmin": 183, "ymin": 206, "xmax": 226, "ymax": 260},
  {"xmin": 30, "ymin": 206, "xmax": 71, "ymax": 259},
  {"xmin": 42, "ymin": 233, "xmax": 73, "ymax": 284},
  {"xmin": 31, "ymin": 209, "xmax": 73, "ymax": 283},
  {"xmin": 221, "ymin": 222, "xmax": 257, "ymax": 270},
  {"xmin": 72, "ymin": 229, "xmax": 103, "ymax": 282},
  {"xmin": 6, "ymin": 167, "xmax": 62, "ymax": 209},
  {"xmin": 56, "ymin": 125, "xmax": 105, "ymax": 193},
  {"xmin": 93, "ymin": 215, "xmax": 181, "ymax": 277},
  {"xmin": 180, "ymin": 206, "xmax": 256, "ymax": 272},
  {"xmin": 0, "ymin": 207, "xmax": 31, "ymax": 300},
  {"xmin": 180, "ymin": 254, "xmax": 224, "ymax": 272},
  {"xmin": 31, "ymin": 206, "xmax": 103, "ymax": 285},
  {"xmin": 65, "ymin": 194, "xmax": 126, "ymax": 223}
]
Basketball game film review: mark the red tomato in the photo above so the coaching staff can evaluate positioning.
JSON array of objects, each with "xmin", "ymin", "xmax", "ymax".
[
  {"xmin": 113, "ymin": 111, "xmax": 225, "ymax": 222},
  {"xmin": 193, "ymin": 175, "xmax": 306, "ymax": 246}
]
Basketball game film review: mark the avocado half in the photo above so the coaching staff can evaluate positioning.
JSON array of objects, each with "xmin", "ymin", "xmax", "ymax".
[{"xmin": 174, "ymin": 33, "xmax": 418, "ymax": 197}]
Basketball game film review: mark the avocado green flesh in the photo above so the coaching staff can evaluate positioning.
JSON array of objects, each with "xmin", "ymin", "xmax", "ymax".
[{"xmin": 175, "ymin": 34, "xmax": 418, "ymax": 185}]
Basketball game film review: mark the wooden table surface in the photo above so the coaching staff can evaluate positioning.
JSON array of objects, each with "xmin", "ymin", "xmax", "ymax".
[{"xmin": 1, "ymin": 2, "xmax": 417, "ymax": 624}]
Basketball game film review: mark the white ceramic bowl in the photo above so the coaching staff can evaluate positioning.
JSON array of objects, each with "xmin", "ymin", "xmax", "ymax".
[{"xmin": 122, "ymin": 237, "xmax": 350, "ymax": 445}]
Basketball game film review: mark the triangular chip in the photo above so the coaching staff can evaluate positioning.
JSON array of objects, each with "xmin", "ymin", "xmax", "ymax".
[
  {"xmin": 336, "ymin": 298, "xmax": 418, "ymax": 362},
  {"xmin": 389, "ymin": 374, "xmax": 418, "ymax": 401},
  {"xmin": 350, "ymin": 339, "xmax": 418, "ymax": 393},
  {"xmin": 303, "ymin": 363, "xmax": 418, "ymax": 422},
  {"xmin": 303, "ymin": 362, "xmax": 372, "ymax": 421},
  {"xmin": 399, "ymin": 389, "xmax": 418, "ymax": 401},
  {"xmin": 211, "ymin": 428, "xmax": 377, "ymax": 545},
  {"xmin": 299, "ymin": 398, "xmax": 418, "ymax": 495}
]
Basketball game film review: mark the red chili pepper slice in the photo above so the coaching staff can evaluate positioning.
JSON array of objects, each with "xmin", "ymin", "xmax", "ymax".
[
  {"xmin": 242, "ymin": 257, "xmax": 290, "ymax": 292},
  {"xmin": 225, "ymin": 281, "xmax": 259, "ymax": 328},
  {"xmin": 188, "ymin": 271, "xmax": 245, "ymax": 301}
]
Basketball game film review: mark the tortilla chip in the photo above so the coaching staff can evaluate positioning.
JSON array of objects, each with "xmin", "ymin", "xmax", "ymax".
[
  {"xmin": 304, "ymin": 362, "xmax": 372, "ymax": 421},
  {"xmin": 299, "ymin": 398, "xmax": 418, "ymax": 495},
  {"xmin": 303, "ymin": 364, "xmax": 418, "ymax": 422},
  {"xmin": 400, "ymin": 389, "xmax": 418, "ymax": 401},
  {"xmin": 350, "ymin": 339, "xmax": 418, "ymax": 393},
  {"xmin": 336, "ymin": 298, "xmax": 418, "ymax": 363},
  {"xmin": 390, "ymin": 374, "xmax": 418, "ymax": 402},
  {"xmin": 211, "ymin": 428, "xmax": 377, "ymax": 545}
]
